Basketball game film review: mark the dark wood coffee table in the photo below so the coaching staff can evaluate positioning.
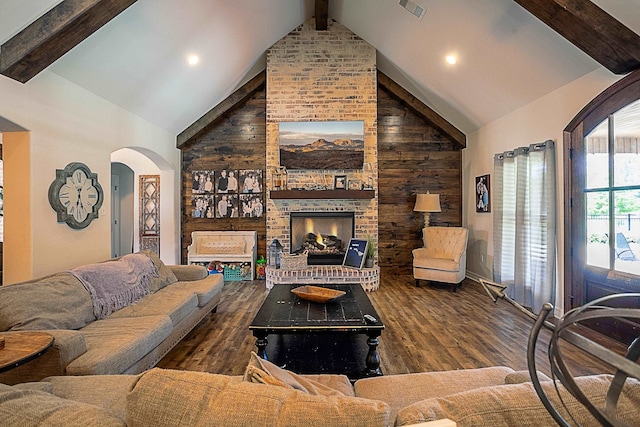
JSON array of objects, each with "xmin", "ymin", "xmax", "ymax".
[{"xmin": 249, "ymin": 283, "xmax": 384, "ymax": 378}]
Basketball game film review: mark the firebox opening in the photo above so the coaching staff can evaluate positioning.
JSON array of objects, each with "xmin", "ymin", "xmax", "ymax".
[{"xmin": 290, "ymin": 212, "xmax": 355, "ymax": 265}]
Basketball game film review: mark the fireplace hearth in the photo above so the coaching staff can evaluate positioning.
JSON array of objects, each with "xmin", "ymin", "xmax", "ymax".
[{"xmin": 290, "ymin": 212, "xmax": 355, "ymax": 265}]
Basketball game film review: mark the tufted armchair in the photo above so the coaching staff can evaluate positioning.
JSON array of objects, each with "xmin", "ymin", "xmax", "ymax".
[{"xmin": 412, "ymin": 227, "xmax": 469, "ymax": 291}]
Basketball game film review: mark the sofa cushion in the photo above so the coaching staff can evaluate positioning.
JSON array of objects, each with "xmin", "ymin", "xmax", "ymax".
[
  {"xmin": 354, "ymin": 366, "xmax": 515, "ymax": 424},
  {"xmin": 140, "ymin": 250, "xmax": 178, "ymax": 292},
  {"xmin": 126, "ymin": 368, "xmax": 390, "ymax": 427},
  {"xmin": 0, "ymin": 383, "xmax": 125, "ymax": 426},
  {"xmin": 243, "ymin": 351, "xmax": 353, "ymax": 397},
  {"xmin": 412, "ymin": 254, "xmax": 460, "ymax": 272},
  {"xmin": 66, "ymin": 315, "xmax": 172, "ymax": 375},
  {"xmin": 46, "ymin": 374, "xmax": 140, "ymax": 422},
  {"xmin": 394, "ymin": 374, "xmax": 640, "ymax": 427},
  {"xmin": 167, "ymin": 274, "xmax": 224, "ymax": 307},
  {"xmin": 108, "ymin": 290, "xmax": 198, "ymax": 326},
  {"xmin": 0, "ymin": 272, "xmax": 95, "ymax": 331}
]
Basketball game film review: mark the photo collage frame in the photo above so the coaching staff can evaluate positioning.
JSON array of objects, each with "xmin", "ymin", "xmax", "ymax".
[{"xmin": 191, "ymin": 169, "xmax": 263, "ymax": 219}]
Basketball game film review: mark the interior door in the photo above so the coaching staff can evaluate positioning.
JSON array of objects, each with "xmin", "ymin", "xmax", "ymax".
[
  {"xmin": 111, "ymin": 174, "xmax": 121, "ymax": 258},
  {"xmin": 568, "ymin": 97, "xmax": 640, "ymax": 344}
]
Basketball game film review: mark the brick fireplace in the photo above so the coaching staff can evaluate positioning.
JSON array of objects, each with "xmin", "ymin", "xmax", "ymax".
[{"xmin": 265, "ymin": 19, "xmax": 378, "ymax": 262}]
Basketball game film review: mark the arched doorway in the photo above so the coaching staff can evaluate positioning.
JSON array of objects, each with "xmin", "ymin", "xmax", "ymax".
[
  {"xmin": 111, "ymin": 148, "xmax": 179, "ymax": 264},
  {"xmin": 564, "ymin": 69, "xmax": 640, "ymax": 344}
]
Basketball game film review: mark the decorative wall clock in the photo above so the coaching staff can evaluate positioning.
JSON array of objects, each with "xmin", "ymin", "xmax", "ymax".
[{"xmin": 48, "ymin": 162, "xmax": 104, "ymax": 229}]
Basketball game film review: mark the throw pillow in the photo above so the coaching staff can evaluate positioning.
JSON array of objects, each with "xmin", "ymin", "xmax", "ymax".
[
  {"xmin": 140, "ymin": 250, "xmax": 178, "ymax": 292},
  {"xmin": 243, "ymin": 351, "xmax": 350, "ymax": 397}
]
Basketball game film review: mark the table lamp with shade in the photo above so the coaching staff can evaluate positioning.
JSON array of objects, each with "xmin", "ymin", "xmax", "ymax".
[{"xmin": 414, "ymin": 193, "xmax": 441, "ymax": 227}]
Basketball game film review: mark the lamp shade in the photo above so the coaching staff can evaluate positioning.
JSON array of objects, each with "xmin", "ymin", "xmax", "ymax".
[{"xmin": 414, "ymin": 193, "xmax": 441, "ymax": 213}]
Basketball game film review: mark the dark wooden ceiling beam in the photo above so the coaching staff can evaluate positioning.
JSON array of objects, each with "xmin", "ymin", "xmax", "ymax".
[
  {"xmin": 513, "ymin": 0, "xmax": 640, "ymax": 75},
  {"xmin": 0, "ymin": 0, "xmax": 137, "ymax": 83},
  {"xmin": 378, "ymin": 71, "xmax": 466, "ymax": 149},
  {"xmin": 177, "ymin": 71, "xmax": 266, "ymax": 149},
  {"xmin": 316, "ymin": 0, "xmax": 328, "ymax": 31}
]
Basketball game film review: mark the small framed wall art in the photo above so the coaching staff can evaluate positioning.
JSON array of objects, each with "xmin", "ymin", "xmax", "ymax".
[
  {"xmin": 343, "ymin": 238, "xmax": 369, "ymax": 269},
  {"xmin": 334, "ymin": 175, "xmax": 347, "ymax": 190},
  {"xmin": 475, "ymin": 174, "xmax": 490, "ymax": 213}
]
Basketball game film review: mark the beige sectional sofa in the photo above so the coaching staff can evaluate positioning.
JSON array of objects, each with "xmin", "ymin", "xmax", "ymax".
[
  {"xmin": 0, "ymin": 352, "xmax": 638, "ymax": 426},
  {"xmin": 0, "ymin": 250, "xmax": 223, "ymax": 385}
]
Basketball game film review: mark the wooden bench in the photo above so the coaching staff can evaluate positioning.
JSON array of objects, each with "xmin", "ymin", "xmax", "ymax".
[{"xmin": 187, "ymin": 231, "xmax": 257, "ymax": 280}]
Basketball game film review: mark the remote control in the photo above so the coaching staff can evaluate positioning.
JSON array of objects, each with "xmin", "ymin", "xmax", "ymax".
[{"xmin": 363, "ymin": 314, "xmax": 378, "ymax": 324}]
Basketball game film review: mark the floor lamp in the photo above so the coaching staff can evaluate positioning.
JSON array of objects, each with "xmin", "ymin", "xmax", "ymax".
[{"xmin": 414, "ymin": 193, "xmax": 441, "ymax": 227}]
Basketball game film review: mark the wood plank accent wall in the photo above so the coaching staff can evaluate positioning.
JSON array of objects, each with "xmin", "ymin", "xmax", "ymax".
[
  {"xmin": 180, "ymin": 86, "xmax": 267, "ymax": 263},
  {"xmin": 377, "ymin": 86, "xmax": 462, "ymax": 275},
  {"xmin": 180, "ymin": 82, "xmax": 463, "ymax": 273}
]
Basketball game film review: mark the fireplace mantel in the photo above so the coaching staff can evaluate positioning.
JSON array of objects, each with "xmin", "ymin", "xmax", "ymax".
[{"xmin": 270, "ymin": 189, "xmax": 375, "ymax": 200}]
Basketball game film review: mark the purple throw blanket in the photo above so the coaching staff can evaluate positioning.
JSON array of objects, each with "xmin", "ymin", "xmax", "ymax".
[{"xmin": 70, "ymin": 253, "xmax": 159, "ymax": 319}]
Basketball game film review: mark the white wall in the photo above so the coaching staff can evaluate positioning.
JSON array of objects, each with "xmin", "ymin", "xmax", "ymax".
[
  {"xmin": 0, "ymin": 70, "xmax": 179, "ymax": 281},
  {"xmin": 462, "ymin": 67, "xmax": 621, "ymax": 313}
]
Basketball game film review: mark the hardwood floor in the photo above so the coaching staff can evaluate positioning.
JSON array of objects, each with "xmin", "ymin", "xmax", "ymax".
[{"xmin": 158, "ymin": 272, "xmax": 627, "ymax": 378}]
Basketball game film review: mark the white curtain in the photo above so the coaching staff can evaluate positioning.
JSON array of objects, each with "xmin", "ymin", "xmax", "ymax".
[{"xmin": 493, "ymin": 140, "xmax": 556, "ymax": 313}]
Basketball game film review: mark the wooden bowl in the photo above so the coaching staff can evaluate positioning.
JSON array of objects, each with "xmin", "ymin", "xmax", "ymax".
[{"xmin": 291, "ymin": 286, "xmax": 346, "ymax": 303}]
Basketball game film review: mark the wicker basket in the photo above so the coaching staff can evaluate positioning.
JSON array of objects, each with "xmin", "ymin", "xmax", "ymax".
[{"xmin": 280, "ymin": 251, "xmax": 309, "ymax": 270}]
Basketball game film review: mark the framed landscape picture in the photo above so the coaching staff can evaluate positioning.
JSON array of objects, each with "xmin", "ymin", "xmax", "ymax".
[
  {"xmin": 476, "ymin": 174, "xmax": 490, "ymax": 213},
  {"xmin": 278, "ymin": 121, "xmax": 364, "ymax": 170}
]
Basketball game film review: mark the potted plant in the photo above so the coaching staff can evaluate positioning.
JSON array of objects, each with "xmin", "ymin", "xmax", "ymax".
[{"xmin": 365, "ymin": 234, "xmax": 375, "ymax": 268}]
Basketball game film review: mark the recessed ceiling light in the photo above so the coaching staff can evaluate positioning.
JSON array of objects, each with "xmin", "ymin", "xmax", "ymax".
[
  {"xmin": 187, "ymin": 55, "xmax": 200, "ymax": 66},
  {"xmin": 446, "ymin": 55, "xmax": 457, "ymax": 65}
]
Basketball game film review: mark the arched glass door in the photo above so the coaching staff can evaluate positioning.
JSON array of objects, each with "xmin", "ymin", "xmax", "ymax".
[
  {"xmin": 566, "ymin": 71, "xmax": 640, "ymax": 344},
  {"xmin": 585, "ymin": 99, "xmax": 640, "ymax": 275}
]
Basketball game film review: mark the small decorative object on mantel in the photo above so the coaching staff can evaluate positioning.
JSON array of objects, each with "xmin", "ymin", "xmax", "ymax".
[
  {"xmin": 334, "ymin": 175, "xmax": 347, "ymax": 190},
  {"xmin": 272, "ymin": 167, "xmax": 287, "ymax": 191},
  {"xmin": 48, "ymin": 162, "xmax": 104, "ymax": 229},
  {"xmin": 362, "ymin": 162, "xmax": 374, "ymax": 190},
  {"xmin": 291, "ymin": 285, "xmax": 346, "ymax": 303}
]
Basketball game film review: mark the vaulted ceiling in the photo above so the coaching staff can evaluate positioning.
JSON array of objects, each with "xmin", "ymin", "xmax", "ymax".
[{"xmin": 1, "ymin": 0, "xmax": 639, "ymax": 136}]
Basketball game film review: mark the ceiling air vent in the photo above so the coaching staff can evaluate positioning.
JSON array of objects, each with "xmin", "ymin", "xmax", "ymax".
[{"xmin": 398, "ymin": 0, "xmax": 426, "ymax": 20}]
